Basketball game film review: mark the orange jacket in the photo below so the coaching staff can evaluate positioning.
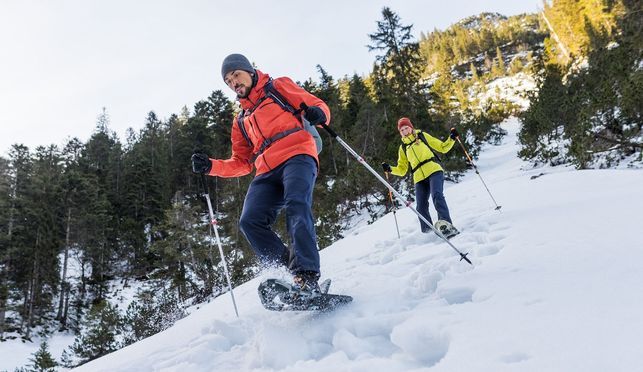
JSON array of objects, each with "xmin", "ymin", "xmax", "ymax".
[{"xmin": 209, "ymin": 70, "xmax": 330, "ymax": 177}]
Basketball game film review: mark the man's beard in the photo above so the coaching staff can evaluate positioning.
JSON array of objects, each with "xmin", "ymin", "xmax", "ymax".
[{"xmin": 236, "ymin": 85, "xmax": 251, "ymax": 99}]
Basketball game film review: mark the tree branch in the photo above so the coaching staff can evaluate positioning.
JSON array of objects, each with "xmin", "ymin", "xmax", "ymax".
[{"xmin": 593, "ymin": 133, "xmax": 643, "ymax": 149}]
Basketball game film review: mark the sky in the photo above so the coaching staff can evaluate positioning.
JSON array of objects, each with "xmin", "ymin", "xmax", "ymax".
[
  {"xmin": 4, "ymin": 116, "xmax": 642, "ymax": 371},
  {"xmin": 0, "ymin": 0, "xmax": 542, "ymax": 157}
]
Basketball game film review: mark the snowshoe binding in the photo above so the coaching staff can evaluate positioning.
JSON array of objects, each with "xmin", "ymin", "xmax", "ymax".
[{"xmin": 434, "ymin": 220, "xmax": 460, "ymax": 239}]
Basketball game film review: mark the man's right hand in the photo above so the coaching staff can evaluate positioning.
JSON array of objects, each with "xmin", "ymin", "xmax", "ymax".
[
  {"xmin": 381, "ymin": 162, "xmax": 392, "ymax": 173},
  {"xmin": 191, "ymin": 153, "xmax": 212, "ymax": 174}
]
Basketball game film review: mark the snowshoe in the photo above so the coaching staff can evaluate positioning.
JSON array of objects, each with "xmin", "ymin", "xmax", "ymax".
[{"xmin": 258, "ymin": 278, "xmax": 352, "ymax": 312}]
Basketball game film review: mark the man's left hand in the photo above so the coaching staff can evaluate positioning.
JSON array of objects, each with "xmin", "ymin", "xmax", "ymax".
[{"xmin": 304, "ymin": 106, "xmax": 326, "ymax": 126}]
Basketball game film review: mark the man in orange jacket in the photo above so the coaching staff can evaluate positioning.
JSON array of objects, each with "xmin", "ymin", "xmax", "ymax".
[{"xmin": 191, "ymin": 54, "xmax": 330, "ymax": 294}]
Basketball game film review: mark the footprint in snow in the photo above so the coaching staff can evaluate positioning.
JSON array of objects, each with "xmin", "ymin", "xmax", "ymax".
[
  {"xmin": 500, "ymin": 352, "xmax": 530, "ymax": 363},
  {"xmin": 437, "ymin": 286, "xmax": 475, "ymax": 305},
  {"xmin": 476, "ymin": 243, "xmax": 502, "ymax": 257}
]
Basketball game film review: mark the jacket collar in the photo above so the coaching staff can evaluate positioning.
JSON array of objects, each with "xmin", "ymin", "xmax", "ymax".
[
  {"xmin": 238, "ymin": 69, "xmax": 270, "ymax": 110},
  {"xmin": 401, "ymin": 129, "xmax": 421, "ymax": 145}
]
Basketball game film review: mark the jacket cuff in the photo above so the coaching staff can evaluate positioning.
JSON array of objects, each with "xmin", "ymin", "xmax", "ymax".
[{"xmin": 207, "ymin": 159, "xmax": 216, "ymax": 176}]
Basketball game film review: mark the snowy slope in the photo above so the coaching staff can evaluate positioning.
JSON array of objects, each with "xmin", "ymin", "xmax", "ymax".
[{"xmin": 69, "ymin": 117, "xmax": 643, "ymax": 372}]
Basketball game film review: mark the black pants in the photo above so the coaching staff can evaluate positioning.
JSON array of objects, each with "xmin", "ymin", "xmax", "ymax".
[{"xmin": 415, "ymin": 171, "xmax": 452, "ymax": 232}]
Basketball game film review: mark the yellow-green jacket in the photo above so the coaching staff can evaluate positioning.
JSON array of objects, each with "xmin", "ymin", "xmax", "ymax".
[{"xmin": 390, "ymin": 129, "xmax": 455, "ymax": 183}]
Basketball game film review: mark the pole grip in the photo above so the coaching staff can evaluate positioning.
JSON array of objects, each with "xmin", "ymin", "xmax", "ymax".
[
  {"xmin": 385, "ymin": 172, "xmax": 395, "ymax": 205},
  {"xmin": 200, "ymin": 173, "xmax": 209, "ymax": 196},
  {"xmin": 320, "ymin": 122, "xmax": 338, "ymax": 138}
]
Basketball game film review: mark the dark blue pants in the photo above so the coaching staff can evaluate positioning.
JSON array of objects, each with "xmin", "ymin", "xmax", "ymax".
[
  {"xmin": 415, "ymin": 171, "xmax": 452, "ymax": 232},
  {"xmin": 239, "ymin": 155, "xmax": 319, "ymax": 274}
]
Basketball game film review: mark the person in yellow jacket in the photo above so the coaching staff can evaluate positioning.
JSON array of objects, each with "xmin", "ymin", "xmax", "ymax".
[{"xmin": 382, "ymin": 117, "xmax": 460, "ymax": 237}]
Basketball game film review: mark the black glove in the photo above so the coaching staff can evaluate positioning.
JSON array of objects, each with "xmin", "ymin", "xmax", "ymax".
[
  {"xmin": 450, "ymin": 127, "xmax": 459, "ymax": 140},
  {"xmin": 381, "ymin": 162, "xmax": 392, "ymax": 173},
  {"xmin": 191, "ymin": 153, "xmax": 212, "ymax": 174},
  {"xmin": 303, "ymin": 106, "xmax": 326, "ymax": 126}
]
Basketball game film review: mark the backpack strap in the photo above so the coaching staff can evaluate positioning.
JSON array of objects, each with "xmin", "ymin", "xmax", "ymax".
[
  {"xmin": 264, "ymin": 79, "xmax": 304, "ymax": 119},
  {"xmin": 416, "ymin": 131, "xmax": 442, "ymax": 163},
  {"xmin": 410, "ymin": 159, "xmax": 433, "ymax": 173},
  {"xmin": 236, "ymin": 109, "xmax": 253, "ymax": 148},
  {"xmin": 254, "ymin": 127, "xmax": 303, "ymax": 160}
]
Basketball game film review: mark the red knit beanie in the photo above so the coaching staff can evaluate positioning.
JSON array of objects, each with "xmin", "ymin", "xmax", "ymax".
[{"xmin": 397, "ymin": 117, "xmax": 414, "ymax": 131}]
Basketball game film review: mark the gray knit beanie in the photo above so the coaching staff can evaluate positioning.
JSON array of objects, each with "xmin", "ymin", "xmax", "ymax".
[{"xmin": 221, "ymin": 54, "xmax": 255, "ymax": 81}]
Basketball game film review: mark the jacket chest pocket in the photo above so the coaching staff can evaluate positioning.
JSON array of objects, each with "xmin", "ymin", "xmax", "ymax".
[
  {"xmin": 252, "ymin": 104, "xmax": 298, "ymax": 136},
  {"xmin": 244, "ymin": 109, "xmax": 271, "ymax": 143}
]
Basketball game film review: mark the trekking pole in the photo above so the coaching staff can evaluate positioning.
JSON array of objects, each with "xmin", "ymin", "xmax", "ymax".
[
  {"xmin": 385, "ymin": 172, "xmax": 401, "ymax": 239},
  {"xmin": 307, "ymin": 104, "xmax": 471, "ymax": 265},
  {"xmin": 454, "ymin": 133, "xmax": 502, "ymax": 211},
  {"xmin": 200, "ymin": 174, "xmax": 239, "ymax": 317}
]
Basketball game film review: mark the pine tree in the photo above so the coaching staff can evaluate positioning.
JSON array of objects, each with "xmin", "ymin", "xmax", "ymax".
[
  {"xmin": 368, "ymin": 7, "xmax": 428, "ymax": 120},
  {"xmin": 77, "ymin": 110, "xmax": 123, "ymax": 301},
  {"xmin": 122, "ymin": 288, "xmax": 185, "ymax": 345},
  {"xmin": 122, "ymin": 291, "xmax": 158, "ymax": 344},
  {"xmin": 493, "ymin": 46, "xmax": 506, "ymax": 76},
  {"xmin": 508, "ymin": 57, "xmax": 525, "ymax": 75},
  {"xmin": 4, "ymin": 144, "xmax": 42, "ymax": 339},
  {"xmin": 120, "ymin": 111, "xmax": 171, "ymax": 273},
  {"xmin": 519, "ymin": 63, "xmax": 573, "ymax": 164},
  {"xmin": 21, "ymin": 145, "xmax": 65, "ymax": 337},
  {"xmin": 0, "ymin": 156, "xmax": 11, "ymax": 339},
  {"xmin": 25, "ymin": 340, "xmax": 58, "ymax": 372},
  {"xmin": 55, "ymin": 138, "xmax": 87, "ymax": 330},
  {"xmin": 469, "ymin": 63, "xmax": 480, "ymax": 81},
  {"xmin": 149, "ymin": 198, "xmax": 215, "ymax": 300},
  {"xmin": 66, "ymin": 300, "xmax": 123, "ymax": 366}
]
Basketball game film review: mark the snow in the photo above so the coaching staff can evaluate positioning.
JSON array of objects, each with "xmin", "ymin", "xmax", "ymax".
[
  {"xmin": 59, "ymin": 117, "xmax": 643, "ymax": 371},
  {"xmin": 472, "ymin": 72, "xmax": 537, "ymax": 110}
]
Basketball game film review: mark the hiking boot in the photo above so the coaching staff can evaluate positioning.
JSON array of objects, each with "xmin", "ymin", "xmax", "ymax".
[
  {"xmin": 435, "ymin": 220, "xmax": 459, "ymax": 239},
  {"xmin": 292, "ymin": 271, "xmax": 321, "ymax": 296}
]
